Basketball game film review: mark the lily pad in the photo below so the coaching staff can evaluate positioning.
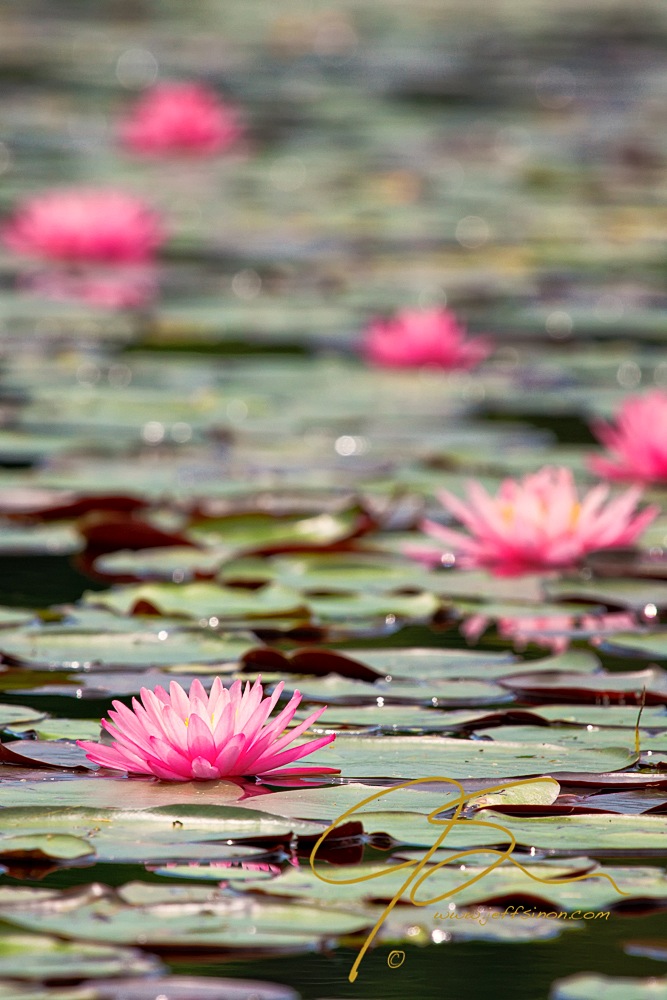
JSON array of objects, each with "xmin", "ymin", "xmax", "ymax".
[
  {"xmin": 0, "ymin": 933, "xmax": 161, "ymax": 981},
  {"xmin": 245, "ymin": 858, "xmax": 666, "ymax": 913},
  {"xmin": 343, "ymin": 647, "xmax": 598, "ymax": 680},
  {"xmin": 0, "ymin": 887, "xmax": 372, "ymax": 953},
  {"xmin": 92, "ymin": 546, "xmax": 229, "ymax": 582},
  {"xmin": 0, "ymin": 627, "xmax": 254, "ymax": 671},
  {"xmin": 280, "ymin": 675, "xmax": 513, "ymax": 707},
  {"xmin": 546, "ymin": 578, "xmax": 667, "ymax": 612},
  {"xmin": 306, "ymin": 590, "xmax": 440, "ymax": 624},
  {"xmin": 551, "ymin": 975, "xmax": 667, "ymax": 1000},
  {"xmin": 500, "ymin": 668, "xmax": 667, "ymax": 705},
  {"xmin": 600, "ymin": 632, "xmax": 667, "ymax": 662},
  {"xmin": 0, "ymin": 834, "xmax": 94, "ymax": 861},
  {"xmin": 0, "ymin": 704, "xmax": 46, "ymax": 728},
  {"xmin": 82, "ymin": 583, "xmax": 308, "ymax": 621},
  {"xmin": 88, "ymin": 977, "xmax": 301, "ymax": 1000},
  {"xmin": 304, "ymin": 735, "xmax": 638, "ymax": 779}
]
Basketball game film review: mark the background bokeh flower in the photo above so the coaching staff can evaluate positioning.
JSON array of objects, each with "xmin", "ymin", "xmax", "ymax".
[
  {"xmin": 420, "ymin": 466, "xmax": 659, "ymax": 577},
  {"xmin": 119, "ymin": 82, "xmax": 243, "ymax": 156},
  {"xmin": 3, "ymin": 188, "xmax": 165, "ymax": 264},
  {"xmin": 362, "ymin": 307, "xmax": 492, "ymax": 370},
  {"xmin": 590, "ymin": 390, "xmax": 667, "ymax": 483}
]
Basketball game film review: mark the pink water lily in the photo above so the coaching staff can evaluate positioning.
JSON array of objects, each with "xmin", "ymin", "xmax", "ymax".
[
  {"xmin": 362, "ymin": 307, "xmax": 492, "ymax": 370},
  {"xmin": 418, "ymin": 466, "xmax": 659, "ymax": 577},
  {"xmin": 3, "ymin": 189, "xmax": 164, "ymax": 264},
  {"xmin": 590, "ymin": 390, "xmax": 667, "ymax": 483},
  {"xmin": 77, "ymin": 677, "xmax": 338, "ymax": 781},
  {"xmin": 119, "ymin": 82, "xmax": 243, "ymax": 157},
  {"xmin": 20, "ymin": 264, "xmax": 158, "ymax": 309}
]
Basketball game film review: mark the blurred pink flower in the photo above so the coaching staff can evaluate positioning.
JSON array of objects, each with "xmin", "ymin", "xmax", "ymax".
[
  {"xmin": 21, "ymin": 264, "xmax": 158, "ymax": 309},
  {"xmin": 420, "ymin": 466, "xmax": 659, "ymax": 577},
  {"xmin": 119, "ymin": 82, "xmax": 243, "ymax": 156},
  {"xmin": 77, "ymin": 677, "xmax": 338, "ymax": 781},
  {"xmin": 362, "ymin": 307, "xmax": 492, "ymax": 370},
  {"xmin": 590, "ymin": 390, "xmax": 667, "ymax": 483},
  {"xmin": 3, "ymin": 189, "xmax": 164, "ymax": 264},
  {"xmin": 461, "ymin": 608, "xmax": 638, "ymax": 653}
]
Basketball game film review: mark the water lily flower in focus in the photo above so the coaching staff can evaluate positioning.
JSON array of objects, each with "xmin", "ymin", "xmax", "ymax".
[
  {"xmin": 119, "ymin": 82, "xmax": 243, "ymax": 156},
  {"xmin": 77, "ymin": 677, "xmax": 339, "ymax": 781},
  {"xmin": 362, "ymin": 307, "xmax": 492, "ymax": 370},
  {"xmin": 418, "ymin": 466, "xmax": 659, "ymax": 577},
  {"xmin": 3, "ymin": 188, "xmax": 165, "ymax": 264},
  {"xmin": 589, "ymin": 390, "xmax": 667, "ymax": 484}
]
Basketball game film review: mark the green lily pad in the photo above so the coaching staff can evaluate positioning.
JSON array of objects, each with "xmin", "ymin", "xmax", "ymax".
[
  {"xmin": 0, "ymin": 704, "xmax": 46, "ymax": 728},
  {"xmin": 466, "ymin": 725, "xmax": 665, "ymax": 753},
  {"xmin": 245, "ymin": 858, "xmax": 665, "ymax": 914},
  {"xmin": 345, "ymin": 648, "xmax": 599, "ymax": 680},
  {"xmin": 0, "ymin": 627, "xmax": 253, "ymax": 671},
  {"xmin": 546, "ymin": 578, "xmax": 667, "ymax": 612},
  {"xmin": 601, "ymin": 632, "xmax": 667, "ymax": 662},
  {"xmin": 0, "ymin": 985, "xmax": 86, "ymax": 1000},
  {"xmin": 306, "ymin": 590, "xmax": 440, "ymax": 623},
  {"xmin": 281, "ymin": 675, "xmax": 512, "ymax": 707},
  {"xmin": 0, "ymin": 526, "xmax": 84, "ymax": 557},
  {"xmin": 551, "ymin": 975, "xmax": 667, "ymax": 1000},
  {"xmin": 82, "ymin": 583, "xmax": 308, "ymax": 621},
  {"xmin": 411, "ymin": 811, "xmax": 667, "ymax": 853},
  {"xmin": 0, "ymin": 608, "xmax": 37, "ymax": 630},
  {"xmin": 93, "ymin": 546, "xmax": 229, "ymax": 581},
  {"xmin": 304, "ymin": 735, "xmax": 638, "ymax": 779},
  {"xmin": 0, "ymin": 933, "xmax": 161, "ymax": 980},
  {"xmin": 193, "ymin": 510, "xmax": 364, "ymax": 551},
  {"xmin": 299, "ymin": 703, "xmax": 475, "ymax": 732},
  {"xmin": 262, "ymin": 552, "xmax": 437, "ymax": 592},
  {"xmin": 9, "ymin": 718, "xmax": 105, "ymax": 741},
  {"xmin": 534, "ymin": 705, "xmax": 667, "ymax": 728},
  {"xmin": 0, "ymin": 804, "xmax": 325, "ymax": 863},
  {"xmin": 500, "ymin": 668, "xmax": 667, "ymax": 705},
  {"xmin": 0, "ymin": 834, "xmax": 94, "ymax": 861},
  {"xmin": 0, "ymin": 888, "xmax": 372, "ymax": 952}
]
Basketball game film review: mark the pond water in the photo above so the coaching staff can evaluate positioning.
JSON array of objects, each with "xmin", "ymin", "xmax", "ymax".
[{"xmin": 2, "ymin": 2, "xmax": 667, "ymax": 999}]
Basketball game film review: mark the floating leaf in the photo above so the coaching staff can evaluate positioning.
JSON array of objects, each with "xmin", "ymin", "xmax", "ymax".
[
  {"xmin": 0, "ymin": 704, "xmax": 46, "ymax": 728},
  {"xmin": 279, "ymin": 675, "xmax": 513, "ymax": 707},
  {"xmin": 601, "ymin": 632, "xmax": 667, "ymax": 662},
  {"xmin": 82, "ymin": 583, "xmax": 308, "ymax": 621},
  {"xmin": 0, "ymin": 834, "xmax": 94, "ymax": 862},
  {"xmin": 551, "ymin": 974, "xmax": 667, "ymax": 1000},
  {"xmin": 304, "ymin": 735, "xmax": 638, "ymax": 779},
  {"xmin": 0, "ymin": 627, "xmax": 254, "ymax": 671},
  {"xmin": 500, "ymin": 668, "xmax": 667, "ymax": 705},
  {"xmin": 0, "ymin": 886, "xmax": 372, "ymax": 953},
  {"xmin": 546, "ymin": 578, "xmax": 667, "ymax": 612},
  {"xmin": 0, "ymin": 933, "xmax": 161, "ymax": 980}
]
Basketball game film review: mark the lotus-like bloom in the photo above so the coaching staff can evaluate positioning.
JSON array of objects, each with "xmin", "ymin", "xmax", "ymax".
[
  {"xmin": 3, "ymin": 189, "xmax": 164, "ymax": 264},
  {"xmin": 590, "ymin": 390, "xmax": 667, "ymax": 483},
  {"xmin": 77, "ymin": 678, "xmax": 338, "ymax": 781},
  {"xmin": 419, "ymin": 466, "xmax": 659, "ymax": 577},
  {"xmin": 119, "ymin": 83, "xmax": 243, "ymax": 156},
  {"xmin": 362, "ymin": 307, "xmax": 492, "ymax": 370}
]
